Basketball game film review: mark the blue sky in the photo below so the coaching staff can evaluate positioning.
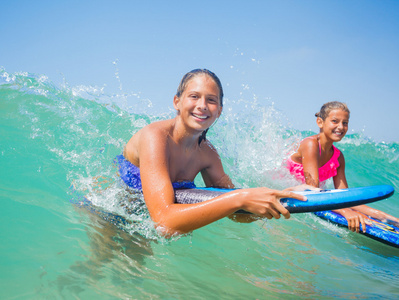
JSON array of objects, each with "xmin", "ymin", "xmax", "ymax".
[{"xmin": 1, "ymin": 0, "xmax": 399, "ymax": 142}]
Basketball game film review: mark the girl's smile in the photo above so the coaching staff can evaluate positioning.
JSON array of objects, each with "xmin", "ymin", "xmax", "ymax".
[{"xmin": 318, "ymin": 109, "xmax": 349, "ymax": 142}]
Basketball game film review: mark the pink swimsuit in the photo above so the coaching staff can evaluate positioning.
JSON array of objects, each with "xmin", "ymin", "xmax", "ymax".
[{"xmin": 287, "ymin": 144, "xmax": 341, "ymax": 183}]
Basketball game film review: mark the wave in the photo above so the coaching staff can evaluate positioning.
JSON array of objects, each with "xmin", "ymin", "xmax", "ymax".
[{"xmin": 1, "ymin": 68, "xmax": 398, "ymax": 237}]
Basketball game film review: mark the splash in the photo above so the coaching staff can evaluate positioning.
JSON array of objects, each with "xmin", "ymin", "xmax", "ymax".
[{"xmin": 2, "ymin": 68, "xmax": 398, "ymax": 240}]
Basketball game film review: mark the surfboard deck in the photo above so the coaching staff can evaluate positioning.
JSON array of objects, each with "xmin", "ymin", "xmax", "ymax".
[
  {"xmin": 314, "ymin": 210, "xmax": 399, "ymax": 249},
  {"xmin": 174, "ymin": 185, "xmax": 394, "ymax": 214}
]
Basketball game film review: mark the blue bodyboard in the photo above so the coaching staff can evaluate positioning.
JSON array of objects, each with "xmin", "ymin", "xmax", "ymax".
[
  {"xmin": 174, "ymin": 185, "xmax": 394, "ymax": 214},
  {"xmin": 314, "ymin": 210, "xmax": 399, "ymax": 248}
]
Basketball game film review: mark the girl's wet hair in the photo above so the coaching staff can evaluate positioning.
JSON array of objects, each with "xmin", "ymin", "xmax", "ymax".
[
  {"xmin": 315, "ymin": 101, "xmax": 350, "ymax": 120},
  {"xmin": 176, "ymin": 69, "xmax": 224, "ymax": 145}
]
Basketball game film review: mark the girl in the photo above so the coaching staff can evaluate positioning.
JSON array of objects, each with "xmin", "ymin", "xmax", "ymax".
[
  {"xmin": 287, "ymin": 101, "xmax": 399, "ymax": 233},
  {"xmin": 119, "ymin": 69, "xmax": 307, "ymax": 237}
]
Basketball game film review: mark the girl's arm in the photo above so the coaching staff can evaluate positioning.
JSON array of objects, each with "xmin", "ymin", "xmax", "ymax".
[
  {"xmin": 300, "ymin": 138, "xmax": 321, "ymax": 187},
  {"xmin": 332, "ymin": 153, "xmax": 368, "ymax": 233},
  {"xmin": 350, "ymin": 205, "xmax": 399, "ymax": 224},
  {"xmin": 334, "ymin": 153, "xmax": 399, "ymax": 224},
  {"xmin": 300, "ymin": 141, "xmax": 367, "ymax": 233},
  {"xmin": 332, "ymin": 153, "xmax": 348, "ymax": 189},
  {"xmin": 138, "ymin": 130, "xmax": 306, "ymax": 237}
]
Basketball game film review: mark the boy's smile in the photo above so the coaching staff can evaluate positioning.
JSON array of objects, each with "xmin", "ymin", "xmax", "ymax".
[{"xmin": 174, "ymin": 75, "xmax": 222, "ymax": 133}]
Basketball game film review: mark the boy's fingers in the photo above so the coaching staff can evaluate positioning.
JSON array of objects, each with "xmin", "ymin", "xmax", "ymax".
[{"xmin": 278, "ymin": 191, "xmax": 307, "ymax": 202}]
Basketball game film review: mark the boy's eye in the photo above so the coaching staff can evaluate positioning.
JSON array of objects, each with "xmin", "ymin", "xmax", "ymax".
[{"xmin": 208, "ymin": 98, "xmax": 218, "ymax": 103}]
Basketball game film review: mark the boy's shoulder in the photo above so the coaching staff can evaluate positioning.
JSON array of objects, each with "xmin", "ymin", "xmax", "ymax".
[
  {"xmin": 201, "ymin": 139, "xmax": 217, "ymax": 151},
  {"xmin": 141, "ymin": 119, "xmax": 172, "ymax": 136}
]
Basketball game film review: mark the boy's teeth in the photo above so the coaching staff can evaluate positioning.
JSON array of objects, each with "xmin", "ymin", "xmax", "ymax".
[{"xmin": 194, "ymin": 114, "xmax": 207, "ymax": 119}]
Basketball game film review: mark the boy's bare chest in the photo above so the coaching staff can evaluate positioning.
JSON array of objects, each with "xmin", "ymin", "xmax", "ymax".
[{"xmin": 168, "ymin": 148, "xmax": 204, "ymax": 181}]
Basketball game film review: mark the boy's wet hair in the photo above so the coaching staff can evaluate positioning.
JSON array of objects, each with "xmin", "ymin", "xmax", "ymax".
[
  {"xmin": 315, "ymin": 101, "xmax": 350, "ymax": 120},
  {"xmin": 176, "ymin": 69, "xmax": 224, "ymax": 145},
  {"xmin": 176, "ymin": 69, "xmax": 224, "ymax": 106}
]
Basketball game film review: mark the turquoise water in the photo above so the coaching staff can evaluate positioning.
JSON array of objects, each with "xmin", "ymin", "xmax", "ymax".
[{"xmin": 1, "ymin": 69, "xmax": 399, "ymax": 299}]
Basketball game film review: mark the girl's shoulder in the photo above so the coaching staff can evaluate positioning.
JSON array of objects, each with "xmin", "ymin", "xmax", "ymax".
[
  {"xmin": 299, "ymin": 135, "xmax": 319, "ymax": 151},
  {"xmin": 302, "ymin": 134, "xmax": 319, "ymax": 143}
]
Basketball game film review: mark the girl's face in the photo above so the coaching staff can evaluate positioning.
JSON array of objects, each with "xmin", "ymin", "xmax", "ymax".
[
  {"xmin": 317, "ymin": 109, "xmax": 349, "ymax": 142},
  {"xmin": 173, "ymin": 75, "xmax": 222, "ymax": 133}
]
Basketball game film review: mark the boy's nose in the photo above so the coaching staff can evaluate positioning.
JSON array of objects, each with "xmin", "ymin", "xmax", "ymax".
[{"xmin": 197, "ymin": 97, "xmax": 207, "ymax": 110}]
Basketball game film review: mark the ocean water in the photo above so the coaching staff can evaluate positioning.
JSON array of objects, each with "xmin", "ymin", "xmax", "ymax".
[{"xmin": 1, "ymin": 69, "xmax": 399, "ymax": 299}]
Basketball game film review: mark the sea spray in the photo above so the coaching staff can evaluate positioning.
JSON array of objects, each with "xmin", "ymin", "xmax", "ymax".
[
  {"xmin": 2, "ymin": 68, "xmax": 399, "ymax": 298},
  {"xmin": 2, "ymin": 68, "xmax": 399, "ymax": 236}
]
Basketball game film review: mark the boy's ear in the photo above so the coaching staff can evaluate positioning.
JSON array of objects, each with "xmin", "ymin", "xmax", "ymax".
[
  {"xmin": 173, "ymin": 95, "xmax": 180, "ymax": 111},
  {"xmin": 316, "ymin": 117, "xmax": 323, "ymax": 129},
  {"xmin": 217, "ymin": 105, "xmax": 223, "ymax": 118}
]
